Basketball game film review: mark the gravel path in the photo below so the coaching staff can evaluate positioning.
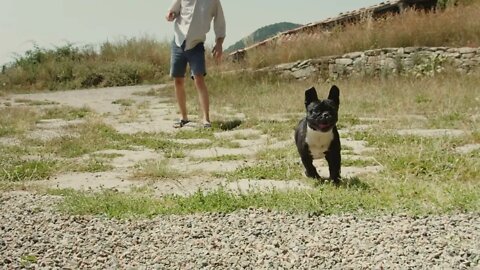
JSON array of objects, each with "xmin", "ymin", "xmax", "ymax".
[{"xmin": 1, "ymin": 192, "xmax": 479, "ymax": 269}]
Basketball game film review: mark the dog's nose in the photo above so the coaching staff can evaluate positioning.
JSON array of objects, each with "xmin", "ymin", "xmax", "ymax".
[{"xmin": 321, "ymin": 112, "xmax": 331, "ymax": 119}]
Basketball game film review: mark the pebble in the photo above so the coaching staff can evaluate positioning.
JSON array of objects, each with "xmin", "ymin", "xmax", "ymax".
[{"xmin": 1, "ymin": 192, "xmax": 479, "ymax": 269}]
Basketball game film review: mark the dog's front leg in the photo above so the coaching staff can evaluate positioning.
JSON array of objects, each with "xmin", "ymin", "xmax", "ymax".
[
  {"xmin": 325, "ymin": 150, "xmax": 341, "ymax": 184},
  {"xmin": 300, "ymin": 152, "xmax": 321, "ymax": 179}
]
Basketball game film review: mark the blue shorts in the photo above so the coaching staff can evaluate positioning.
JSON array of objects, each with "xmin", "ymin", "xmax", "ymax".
[{"xmin": 170, "ymin": 41, "xmax": 206, "ymax": 78}]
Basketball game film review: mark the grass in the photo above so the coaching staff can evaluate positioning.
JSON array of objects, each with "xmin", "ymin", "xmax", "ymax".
[
  {"xmin": 51, "ymin": 178, "xmax": 479, "ymax": 218},
  {"xmin": 0, "ymin": 37, "xmax": 171, "ymax": 92},
  {"xmin": 236, "ymin": 1, "xmax": 480, "ymax": 68},
  {"xmin": 76, "ymin": 158, "xmax": 114, "ymax": 173},
  {"xmin": 112, "ymin": 98, "xmax": 135, "ymax": 106},
  {"xmin": 41, "ymin": 106, "xmax": 92, "ymax": 120},
  {"xmin": 133, "ymin": 159, "xmax": 183, "ymax": 180},
  {"xmin": 14, "ymin": 98, "xmax": 59, "ymax": 106},
  {"xmin": 224, "ymin": 160, "xmax": 303, "ymax": 181},
  {"xmin": 47, "ymin": 71, "xmax": 479, "ymax": 217},
  {"xmin": 1, "ymin": 72, "xmax": 479, "ymax": 216},
  {"xmin": 0, "ymin": 157, "xmax": 58, "ymax": 182},
  {"xmin": 0, "ymin": 2, "xmax": 479, "ymax": 218},
  {"xmin": 0, "ymin": 107, "xmax": 38, "ymax": 136},
  {"xmin": 192, "ymin": 154, "xmax": 248, "ymax": 162}
]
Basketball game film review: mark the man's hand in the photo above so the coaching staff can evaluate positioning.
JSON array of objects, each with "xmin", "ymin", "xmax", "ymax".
[
  {"xmin": 212, "ymin": 43, "xmax": 223, "ymax": 64},
  {"xmin": 165, "ymin": 11, "xmax": 176, "ymax": 22}
]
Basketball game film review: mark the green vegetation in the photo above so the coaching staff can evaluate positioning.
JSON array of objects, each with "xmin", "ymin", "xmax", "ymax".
[
  {"xmin": 0, "ymin": 2, "xmax": 479, "ymax": 217},
  {"xmin": 0, "ymin": 107, "xmax": 38, "ymax": 136},
  {"xmin": 133, "ymin": 159, "xmax": 183, "ymax": 180},
  {"xmin": 0, "ymin": 37, "xmax": 170, "ymax": 92},
  {"xmin": 238, "ymin": 1, "xmax": 480, "ymax": 68},
  {"xmin": 112, "ymin": 98, "xmax": 135, "ymax": 107},
  {"xmin": 52, "ymin": 179, "xmax": 479, "ymax": 218},
  {"xmin": 0, "ymin": 148, "xmax": 59, "ymax": 182},
  {"xmin": 41, "ymin": 106, "xmax": 92, "ymax": 120}
]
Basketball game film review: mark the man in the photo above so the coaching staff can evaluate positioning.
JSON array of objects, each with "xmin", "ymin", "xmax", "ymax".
[{"xmin": 166, "ymin": 0, "xmax": 226, "ymax": 128}]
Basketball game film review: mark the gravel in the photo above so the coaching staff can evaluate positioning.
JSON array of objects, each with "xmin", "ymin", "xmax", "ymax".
[{"xmin": 1, "ymin": 191, "xmax": 479, "ymax": 269}]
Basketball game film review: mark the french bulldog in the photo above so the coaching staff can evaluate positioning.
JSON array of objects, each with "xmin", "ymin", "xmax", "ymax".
[{"xmin": 294, "ymin": 85, "xmax": 341, "ymax": 183}]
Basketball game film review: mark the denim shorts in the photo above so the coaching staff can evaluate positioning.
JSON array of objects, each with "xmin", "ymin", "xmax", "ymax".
[{"xmin": 170, "ymin": 40, "xmax": 206, "ymax": 78}]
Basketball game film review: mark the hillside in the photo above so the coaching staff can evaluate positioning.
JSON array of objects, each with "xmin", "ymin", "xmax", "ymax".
[{"xmin": 225, "ymin": 22, "xmax": 302, "ymax": 53}]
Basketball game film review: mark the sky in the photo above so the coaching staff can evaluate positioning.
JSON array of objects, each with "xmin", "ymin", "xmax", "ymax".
[{"xmin": 0, "ymin": 0, "xmax": 383, "ymax": 66}]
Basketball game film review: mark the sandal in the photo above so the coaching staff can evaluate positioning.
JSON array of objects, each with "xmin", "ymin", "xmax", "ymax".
[
  {"xmin": 173, "ymin": 119, "xmax": 190, "ymax": 128},
  {"xmin": 203, "ymin": 122, "xmax": 212, "ymax": 129}
]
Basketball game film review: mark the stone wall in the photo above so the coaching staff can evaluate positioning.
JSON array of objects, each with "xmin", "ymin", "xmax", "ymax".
[{"xmin": 269, "ymin": 47, "xmax": 480, "ymax": 80}]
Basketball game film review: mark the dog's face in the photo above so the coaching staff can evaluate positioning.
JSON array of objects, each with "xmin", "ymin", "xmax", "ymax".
[{"xmin": 304, "ymin": 85, "xmax": 340, "ymax": 133}]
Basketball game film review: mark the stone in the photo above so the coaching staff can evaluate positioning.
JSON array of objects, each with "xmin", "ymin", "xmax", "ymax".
[
  {"xmin": 458, "ymin": 47, "xmax": 477, "ymax": 54},
  {"xmin": 335, "ymin": 58, "xmax": 354, "ymax": 65}
]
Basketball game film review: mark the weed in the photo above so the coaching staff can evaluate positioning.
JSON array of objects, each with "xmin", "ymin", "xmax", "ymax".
[
  {"xmin": 133, "ymin": 159, "xmax": 182, "ymax": 180},
  {"xmin": 41, "ymin": 106, "xmax": 92, "ymax": 120},
  {"xmin": 112, "ymin": 99, "xmax": 135, "ymax": 107},
  {"xmin": 225, "ymin": 159, "xmax": 302, "ymax": 181},
  {"xmin": 0, "ymin": 158, "xmax": 58, "ymax": 182}
]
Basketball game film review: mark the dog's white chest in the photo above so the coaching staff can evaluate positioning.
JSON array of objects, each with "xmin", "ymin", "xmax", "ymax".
[{"xmin": 306, "ymin": 127, "xmax": 334, "ymax": 159}]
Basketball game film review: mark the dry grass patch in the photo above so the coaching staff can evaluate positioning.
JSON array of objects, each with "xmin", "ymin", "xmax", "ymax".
[
  {"xmin": 237, "ymin": 2, "xmax": 480, "ymax": 68},
  {"xmin": 0, "ymin": 107, "xmax": 39, "ymax": 137}
]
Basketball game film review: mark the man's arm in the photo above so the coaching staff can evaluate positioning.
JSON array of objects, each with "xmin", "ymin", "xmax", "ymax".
[
  {"xmin": 212, "ymin": 0, "xmax": 226, "ymax": 62},
  {"xmin": 213, "ymin": 0, "xmax": 226, "ymax": 40},
  {"xmin": 166, "ymin": 0, "xmax": 181, "ymax": 21}
]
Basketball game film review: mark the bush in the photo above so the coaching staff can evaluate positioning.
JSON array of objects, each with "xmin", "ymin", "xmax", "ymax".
[{"xmin": 0, "ymin": 38, "xmax": 170, "ymax": 92}]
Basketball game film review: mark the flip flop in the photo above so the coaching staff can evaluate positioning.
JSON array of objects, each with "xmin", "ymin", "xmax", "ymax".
[{"xmin": 173, "ymin": 119, "xmax": 190, "ymax": 128}]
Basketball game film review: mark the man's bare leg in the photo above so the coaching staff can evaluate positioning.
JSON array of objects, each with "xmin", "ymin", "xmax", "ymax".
[
  {"xmin": 174, "ymin": 77, "xmax": 188, "ymax": 121},
  {"xmin": 193, "ymin": 74, "xmax": 210, "ymax": 124}
]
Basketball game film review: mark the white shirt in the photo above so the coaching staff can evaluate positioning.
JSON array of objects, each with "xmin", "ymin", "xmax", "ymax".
[{"xmin": 169, "ymin": 0, "xmax": 226, "ymax": 50}]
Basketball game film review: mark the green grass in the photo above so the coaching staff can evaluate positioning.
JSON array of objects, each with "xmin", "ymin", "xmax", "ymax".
[
  {"xmin": 1, "ymin": 14, "xmax": 479, "ymax": 218},
  {"xmin": 14, "ymin": 98, "xmax": 59, "ymax": 106},
  {"xmin": 75, "ymin": 158, "xmax": 114, "ymax": 173},
  {"xmin": 91, "ymin": 152, "xmax": 124, "ymax": 159},
  {"xmin": 133, "ymin": 159, "xmax": 182, "ymax": 180},
  {"xmin": 0, "ymin": 107, "xmax": 38, "ymax": 136},
  {"xmin": 224, "ymin": 159, "xmax": 303, "ymax": 181},
  {"xmin": 237, "ymin": 2, "xmax": 480, "ymax": 68},
  {"xmin": 112, "ymin": 98, "xmax": 135, "ymax": 106},
  {"xmin": 41, "ymin": 106, "xmax": 92, "ymax": 120},
  {"xmin": 20, "ymin": 254, "xmax": 38, "ymax": 267},
  {"xmin": 256, "ymin": 147, "xmax": 298, "ymax": 161},
  {"xmin": 342, "ymin": 158, "xmax": 379, "ymax": 167},
  {"xmin": 174, "ymin": 129, "xmax": 215, "ymax": 140},
  {"xmin": 192, "ymin": 154, "xmax": 248, "ymax": 162},
  {"xmin": 0, "ymin": 38, "xmax": 171, "ymax": 92},
  {"xmin": 51, "ymin": 179, "xmax": 480, "ymax": 218},
  {"xmin": 0, "ymin": 157, "xmax": 58, "ymax": 182}
]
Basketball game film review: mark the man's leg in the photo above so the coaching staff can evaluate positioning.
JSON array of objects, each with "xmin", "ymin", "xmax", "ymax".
[
  {"xmin": 193, "ymin": 74, "xmax": 210, "ymax": 124},
  {"xmin": 187, "ymin": 42, "xmax": 210, "ymax": 125},
  {"xmin": 174, "ymin": 77, "xmax": 188, "ymax": 121},
  {"xmin": 170, "ymin": 40, "xmax": 189, "ymax": 125}
]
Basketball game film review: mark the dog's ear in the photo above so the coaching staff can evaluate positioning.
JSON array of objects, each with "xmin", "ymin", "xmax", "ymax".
[
  {"xmin": 327, "ymin": 85, "xmax": 340, "ymax": 106},
  {"xmin": 305, "ymin": 86, "xmax": 319, "ymax": 108}
]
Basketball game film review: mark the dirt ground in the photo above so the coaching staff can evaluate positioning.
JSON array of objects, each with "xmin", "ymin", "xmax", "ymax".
[{"xmin": 2, "ymin": 84, "xmax": 476, "ymax": 196}]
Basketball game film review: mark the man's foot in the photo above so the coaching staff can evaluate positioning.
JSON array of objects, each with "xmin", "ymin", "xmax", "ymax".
[
  {"xmin": 173, "ymin": 119, "xmax": 190, "ymax": 128},
  {"xmin": 203, "ymin": 122, "xmax": 212, "ymax": 129}
]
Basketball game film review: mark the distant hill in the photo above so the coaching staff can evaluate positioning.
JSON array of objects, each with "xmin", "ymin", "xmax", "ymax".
[{"xmin": 225, "ymin": 22, "xmax": 303, "ymax": 53}]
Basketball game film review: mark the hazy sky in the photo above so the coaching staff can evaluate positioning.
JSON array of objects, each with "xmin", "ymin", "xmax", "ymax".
[{"xmin": 0, "ymin": 0, "xmax": 383, "ymax": 65}]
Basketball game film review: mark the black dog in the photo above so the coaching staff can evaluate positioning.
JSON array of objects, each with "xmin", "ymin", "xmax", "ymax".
[{"xmin": 294, "ymin": 85, "xmax": 341, "ymax": 183}]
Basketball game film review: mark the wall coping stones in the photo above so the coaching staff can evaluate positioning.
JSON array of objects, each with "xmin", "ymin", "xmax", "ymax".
[{"xmin": 268, "ymin": 46, "xmax": 480, "ymax": 80}]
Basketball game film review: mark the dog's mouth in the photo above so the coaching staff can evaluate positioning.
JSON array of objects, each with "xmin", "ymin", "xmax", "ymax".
[{"xmin": 308, "ymin": 121, "xmax": 333, "ymax": 132}]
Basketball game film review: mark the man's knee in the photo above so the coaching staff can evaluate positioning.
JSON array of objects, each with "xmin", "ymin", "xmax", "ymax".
[
  {"xmin": 193, "ymin": 75, "xmax": 207, "ymax": 89},
  {"xmin": 174, "ymin": 77, "xmax": 185, "ymax": 86}
]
